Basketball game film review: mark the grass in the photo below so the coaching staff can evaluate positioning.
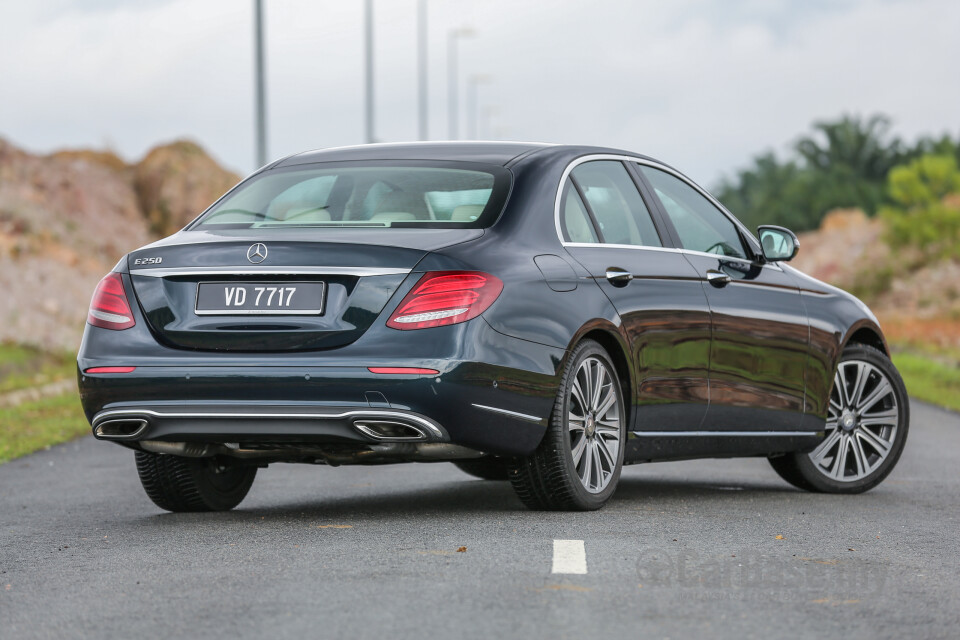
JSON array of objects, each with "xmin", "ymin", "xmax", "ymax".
[
  {"xmin": 0, "ymin": 393, "xmax": 89, "ymax": 464},
  {"xmin": 892, "ymin": 350, "xmax": 960, "ymax": 413},
  {"xmin": 0, "ymin": 342, "xmax": 76, "ymax": 394},
  {"xmin": 0, "ymin": 342, "xmax": 83, "ymax": 463}
]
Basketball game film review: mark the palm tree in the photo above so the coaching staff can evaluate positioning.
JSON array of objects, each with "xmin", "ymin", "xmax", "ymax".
[{"xmin": 794, "ymin": 114, "xmax": 903, "ymax": 214}]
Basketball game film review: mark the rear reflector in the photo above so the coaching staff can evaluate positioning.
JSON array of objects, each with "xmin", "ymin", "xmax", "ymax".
[
  {"xmin": 87, "ymin": 272, "xmax": 135, "ymax": 330},
  {"xmin": 386, "ymin": 271, "xmax": 503, "ymax": 330},
  {"xmin": 84, "ymin": 366, "xmax": 136, "ymax": 374},
  {"xmin": 368, "ymin": 367, "xmax": 440, "ymax": 375}
]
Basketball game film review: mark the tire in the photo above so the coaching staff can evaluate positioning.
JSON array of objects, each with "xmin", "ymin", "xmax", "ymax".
[
  {"xmin": 508, "ymin": 339, "xmax": 626, "ymax": 511},
  {"xmin": 769, "ymin": 344, "xmax": 909, "ymax": 494},
  {"xmin": 452, "ymin": 457, "xmax": 510, "ymax": 481},
  {"xmin": 135, "ymin": 451, "xmax": 257, "ymax": 512}
]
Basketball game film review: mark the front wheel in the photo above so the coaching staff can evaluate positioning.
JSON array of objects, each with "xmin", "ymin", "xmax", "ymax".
[
  {"xmin": 135, "ymin": 451, "xmax": 257, "ymax": 512},
  {"xmin": 769, "ymin": 344, "xmax": 909, "ymax": 493},
  {"xmin": 508, "ymin": 339, "xmax": 626, "ymax": 510}
]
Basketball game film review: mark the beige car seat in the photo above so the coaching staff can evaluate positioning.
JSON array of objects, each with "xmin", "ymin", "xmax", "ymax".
[
  {"xmin": 369, "ymin": 192, "xmax": 431, "ymax": 222},
  {"xmin": 450, "ymin": 204, "xmax": 484, "ymax": 222}
]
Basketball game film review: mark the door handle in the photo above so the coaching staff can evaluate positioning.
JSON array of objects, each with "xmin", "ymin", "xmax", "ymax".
[
  {"xmin": 705, "ymin": 269, "xmax": 731, "ymax": 286},
  {"xmin": 605, "ymin": 268, "xmax": 633, "ymax": 287}
]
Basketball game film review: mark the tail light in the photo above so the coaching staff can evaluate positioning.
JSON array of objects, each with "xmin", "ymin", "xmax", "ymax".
[
  {"xmin": 87, "ymin": 272, "xmax": 136, "ymax": 330},
  {"xmin": 386, "ymin": 271, "xmax": 503, "ymax": 330}
]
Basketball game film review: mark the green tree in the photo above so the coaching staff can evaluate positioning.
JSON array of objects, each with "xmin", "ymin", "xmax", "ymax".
[
  {"xmin": 715, "ymin": 153, "xmax": 818, "ymax": 232},
  {"xmin": 882, "ymin": 154, "xmax": 960, "ymax": 260},
  {"xmin": 906, "ymin": 133, "xmax": 960, "ymax": 167},
  {"xmin": 714, "ymin": 114, "xmax": 944, "ymax": 233},
  {"xmin": 793, "ymin": 113, "xmax": 903, "ymax": 217}
]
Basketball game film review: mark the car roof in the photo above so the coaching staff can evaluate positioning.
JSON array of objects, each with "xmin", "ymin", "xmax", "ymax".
[{"xmin": 272, "ymin": 141, "xmax": 659, "ymax": 169}]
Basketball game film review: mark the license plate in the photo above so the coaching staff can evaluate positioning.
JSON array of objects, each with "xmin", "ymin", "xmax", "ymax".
[{"xmin": 195, "ymin": 282, "xmax": 325, "ymax": 315}]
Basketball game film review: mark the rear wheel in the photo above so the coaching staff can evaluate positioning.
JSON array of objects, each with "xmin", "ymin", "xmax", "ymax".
[
  {"xmin": 135, "ymin": 451, "xmax": 257, "ymax": 512},
  {"xmin": 769, "ymin": 345, "xmax": 909, "ymax": 493},
  {"xmin": 452, "ymin": 457, "xmax": 510, "ymax": 481},
  {"xmin": 508, "ymin": 339, "xmax": 626, "ymax": 511}
]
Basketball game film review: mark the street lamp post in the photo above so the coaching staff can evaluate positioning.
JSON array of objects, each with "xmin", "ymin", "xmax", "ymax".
[
  {"xmin": 253, "ymin": 0, "xmax": 267, "ymax": 167},
  {"xmin": 364, "ymin": 0, "xmax": 375, "ymax": 144},
  {"xmin": 447, "ymin": 26, "xmax": 474, "ymax": 140},
  {"xmin": 417, "ymin": 0, "xmax": 428, "ymax": 141},
  {"xmin": 466, "ymin": 74, "xmax": 492, "ymax": 140},
  {"xmin": 480, "ymin": 105, "xmax": 499, "ymax": 140}
]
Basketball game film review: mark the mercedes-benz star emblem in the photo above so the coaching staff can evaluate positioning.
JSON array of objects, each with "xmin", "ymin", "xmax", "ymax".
[{"xmin": 246, "ymin": 243, "xmax": 268, "ymax": 264}]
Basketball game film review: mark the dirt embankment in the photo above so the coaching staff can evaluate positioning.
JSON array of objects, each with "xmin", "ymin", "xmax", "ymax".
[
  {"xmin": 792, "ymin": 209, "xmax": 960, "ymax": 349},
  {"xmin": 0, "ymin": 138, "xmax": 239, "ymax": 351},
  {"xmin": 2, "ymin": 140, "xmax": 955, "ymax": 353}
]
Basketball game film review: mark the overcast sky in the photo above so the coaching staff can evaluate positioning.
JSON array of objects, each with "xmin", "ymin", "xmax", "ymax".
[{"xmin": 1, "ymin": 0, "xmax": 958, "ymax": 187}]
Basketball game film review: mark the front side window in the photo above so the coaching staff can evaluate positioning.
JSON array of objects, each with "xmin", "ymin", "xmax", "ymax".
[
  {"xmin": 569, "ymin": 161, "xmax": 662, "ymax": 247},
  {"xmin": 638, "ymin": 165, "xmax": 747, "ymax": 259},
  {"xmin": 192, "ymin": 164, "xmax": 509, "ymax": 230}
]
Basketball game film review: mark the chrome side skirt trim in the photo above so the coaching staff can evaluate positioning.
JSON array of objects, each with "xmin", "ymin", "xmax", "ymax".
[
  {"xmin": 130, "ymin": 266, "xmax": 411, "ymax": 278},
  {"xmin": 471, "ymin": 404, "xmax": 543, "ymax": 424},
  {"xmin": 92, "ymin": 407, "xmax": 444, "ymax": 438},
  {"xmin": 631, "ymin": 430, "xmax": 823, "ymax": 437}
]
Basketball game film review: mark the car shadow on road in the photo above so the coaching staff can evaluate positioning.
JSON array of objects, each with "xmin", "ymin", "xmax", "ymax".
[
  {"xmin": 612, "ymin": 475, "xmax": 799, "ymax": 507},
  {"xmin": 125, "ymin": 474, "xmax": 803, "ymax": 526}
]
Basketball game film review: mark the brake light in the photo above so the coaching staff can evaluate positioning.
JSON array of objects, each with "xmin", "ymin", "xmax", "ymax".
[
  {"xmin": 87, "ymin": 272, "xmax": 135, "ymax": 330},
  {"xmin": 386, "ymin": 271, "xmax": 503, "ymax": 330}
]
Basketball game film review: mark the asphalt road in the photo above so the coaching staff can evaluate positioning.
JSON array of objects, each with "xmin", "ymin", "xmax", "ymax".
[{"xmin": 1, "ymin": 400, "xmax": 958, "ymax": 640}]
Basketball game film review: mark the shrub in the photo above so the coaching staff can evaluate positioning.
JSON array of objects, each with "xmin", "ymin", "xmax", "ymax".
[{"xmin": 881, "ymin": 154, "xmax": 960, "ymax": 261}]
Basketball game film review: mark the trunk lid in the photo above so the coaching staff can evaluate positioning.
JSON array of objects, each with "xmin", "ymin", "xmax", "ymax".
[{"xmin": 128, "ymin": 228, "xmax": 481, "ymax": 351}]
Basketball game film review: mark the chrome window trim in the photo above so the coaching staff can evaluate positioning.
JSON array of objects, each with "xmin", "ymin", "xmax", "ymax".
[
  {"xmin": 554, "ymin": 154, "xmax": 781, "ymax": 271},
  {"xmin": 92, "ymin": 407, "xmax": 444, "ymax": 438},
  {"xmin": 554, "ymin": 154, "xmax": 657, "ymax": 249},
  {"xmin": 562, "ymin": 242, "xmax": 682, "ymax": 254},
  {"xmin": 130, "ymin": 266, "xmax": 411, "ymax": 278}
]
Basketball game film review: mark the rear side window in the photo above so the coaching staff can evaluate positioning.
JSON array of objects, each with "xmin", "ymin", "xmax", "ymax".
[
  {"xmin": 192, "ymin": 163, "xmax": 510, "ymax": 230},
  {"xmin": 560, "ymin": 182, "xmax": 599, "ymax": 243},
  {"xmin": 568, "ymin": 161, "xmax": 662, "ymax": 247},
  {"xmin": 638, "ymin": 165, "xmax": 747, "ymax": 259}
]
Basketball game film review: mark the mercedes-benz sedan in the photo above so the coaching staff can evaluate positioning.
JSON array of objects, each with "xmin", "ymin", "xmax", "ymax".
[{"xmin": 77, "ymin": 142, "xmax": 909, "ymax": 511}]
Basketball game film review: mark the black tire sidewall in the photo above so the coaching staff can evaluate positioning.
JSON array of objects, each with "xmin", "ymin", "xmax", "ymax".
[
  {"xmin": 553, "ymin": 341, "xmax": 626, "ymax": 509},
  {"xmin": 194, "ymin": 458, "xmax": 258, "ymax": 510},
  {"xmin": 135, "ymin": 451, "xmax": 256, "ymax": 512}
]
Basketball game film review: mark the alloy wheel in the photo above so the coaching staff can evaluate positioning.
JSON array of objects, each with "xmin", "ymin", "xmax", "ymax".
[
  {"xmin": 567, "ymin": 356, "xmax": 622, "ymax": 493},
  {"xmin": 809, "ymin": 359, "xmax": 899, "ymax": 482}
]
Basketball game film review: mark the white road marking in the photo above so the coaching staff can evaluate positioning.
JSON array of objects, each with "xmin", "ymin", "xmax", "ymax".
[{"xmin": 552, "ymin": 539, "xmax": 587, "ymax": 574}]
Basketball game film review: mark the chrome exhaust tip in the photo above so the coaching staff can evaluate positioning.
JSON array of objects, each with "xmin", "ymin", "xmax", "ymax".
[
  {"xmin": 353, "ymin": 419, "xmax": 429, "ymax": 441},
  {"xmin": 93, "ymin": 418, "xmax": 148, "ymax": 440}
]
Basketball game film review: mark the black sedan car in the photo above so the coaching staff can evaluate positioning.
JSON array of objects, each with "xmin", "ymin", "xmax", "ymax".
[{"xmin": 77, "ymin": 142, "xmax": 909, "ymax": 511}]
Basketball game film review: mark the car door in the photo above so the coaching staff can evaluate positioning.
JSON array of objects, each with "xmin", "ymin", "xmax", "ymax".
[
  {"xmin": 635, "ymin": 163, "xmax": 810, "ymax": 431},
  {"xmin": 558, "ymin": 158, "xmax": 713, "ymax": 433}
]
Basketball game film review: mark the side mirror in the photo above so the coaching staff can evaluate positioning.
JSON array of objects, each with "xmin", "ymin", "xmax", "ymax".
[{"xmin": 757, "ymin": 225, "xmax": 799, "ymax": 262}]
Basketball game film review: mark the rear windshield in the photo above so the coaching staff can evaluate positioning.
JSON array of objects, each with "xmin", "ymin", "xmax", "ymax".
[{"xmin": 190, "ymin": 162, "xmax": 511, "ymax": 230}]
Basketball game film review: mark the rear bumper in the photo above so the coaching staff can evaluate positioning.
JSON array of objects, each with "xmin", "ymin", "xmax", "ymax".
[
  {"xmin": 78, "ymin": 322, "xmax": 564, "ymax": 456},
  {"xmin": 91, "ymin": 404, "xmax": 446, "ymax": 444}
]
